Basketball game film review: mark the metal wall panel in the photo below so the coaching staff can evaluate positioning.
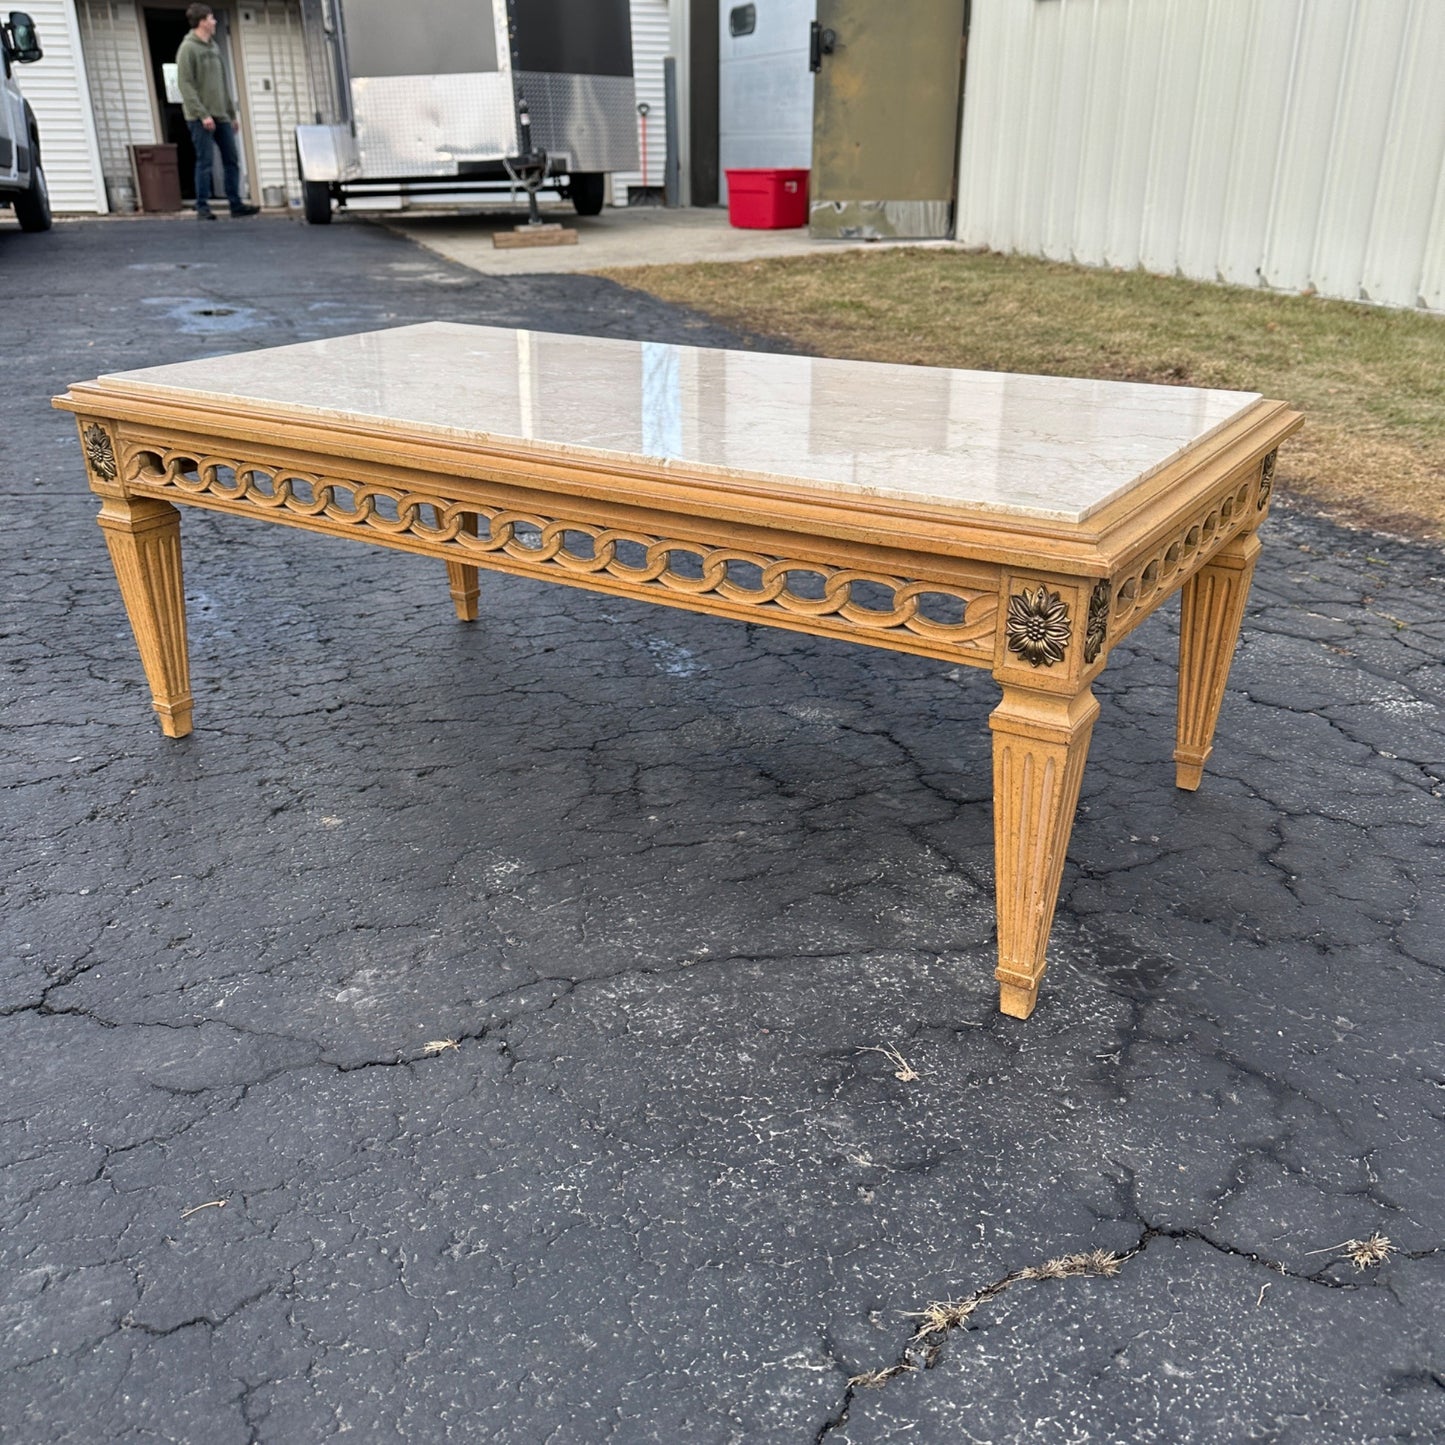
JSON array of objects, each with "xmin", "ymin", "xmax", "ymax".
[
  {"xmin": 340, "ymin": 0, "xmax": 498, "ymax": 79},
  {"xmin": 514, "ymin": 71, "xmax": 638, "ymax": 172},
  {"xmin": 717, "ymin": 0, "xmax": 814, "ymax": 190},
  {"xmin": 1069, "ymin": 0, "xmax": 1125, "ymax": 268},
  {"xmin": 1213, "ymin": 0, "xmax": 1298, "ymax": 290},
  {"xmin": 512, "ymin": 0, "xmax": 633, "ymax": 77},
  {"xmin": 1255, "ymin": 0, "xmax": 1344, "ymax": 294},
  {"xmin": 957, "ymin": 0, "xmax": 1445, "ymax": 310},
  {"xmin": 1308, "ymin": 1, "xmax": 1410, "ymax": 304},
  {"xmin": 1421, "ymin": 159, "xmax": 1445, "ymax": 313},
  {"xmin": 1358, "ymin": 0, "xmax": 1445, "ymax": 307},
  {"xmin": 351, "ymin": 71, "xmax": 517, "ymax": 175},
  {"xmin": 1101, "ymin": 0, "xmax": 1166, "ymax": 271},
  {"xmin": 1175, "ymin": 0, "xmax": 1250, "ymax": 285}
]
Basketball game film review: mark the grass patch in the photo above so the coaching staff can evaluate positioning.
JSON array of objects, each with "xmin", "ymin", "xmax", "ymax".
[{"xmin": 599, "ymin": 249, "xmax": 1445, "ymax": 541}]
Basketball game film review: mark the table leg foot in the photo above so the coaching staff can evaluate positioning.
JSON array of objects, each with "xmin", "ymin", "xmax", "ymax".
[
  {"xmin": 1175, "ymin": 531, "xmax": 1260, "ymax": 790},
  {"xmin": 1175, "ymin": 759, "xmax": 1205, "ymax": 792},
  {"xmin": 998, "ymin": 977, "xmax": 1040, "ymax": 1020},
  {"xmin": 96, "ymin": 494, "xmax": 193, "ymax": 738},
  {"xmin": 989, "ymin": 685, "xmax": 1099, "ymax": 1018}
]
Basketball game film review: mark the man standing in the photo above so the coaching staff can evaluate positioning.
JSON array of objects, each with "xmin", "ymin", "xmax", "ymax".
[{"xmin": 176, "ymin": 4, "xmax": 258, "ymax": 219}]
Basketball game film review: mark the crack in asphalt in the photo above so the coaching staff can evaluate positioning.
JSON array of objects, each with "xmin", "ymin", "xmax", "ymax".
[{"xmin": 812, "ymin": 1224, "xmax": 1439, "ymax": 1441}]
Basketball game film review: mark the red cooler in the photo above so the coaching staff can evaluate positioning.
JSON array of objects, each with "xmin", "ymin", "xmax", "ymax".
[{"xmin": 725, "ymin": 168, "xmax": 810, "ymax": 229}]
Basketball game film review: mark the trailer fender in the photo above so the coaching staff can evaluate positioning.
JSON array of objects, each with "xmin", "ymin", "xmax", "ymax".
[{"xmin": 296, "ymin": 124, "xmax": 352, "ymax": 183}]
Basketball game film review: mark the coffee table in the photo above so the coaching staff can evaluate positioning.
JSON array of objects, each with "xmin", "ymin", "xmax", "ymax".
[{"xmin": 57, "ymin": 323, "xmax": 1301, "ymax": 1018}]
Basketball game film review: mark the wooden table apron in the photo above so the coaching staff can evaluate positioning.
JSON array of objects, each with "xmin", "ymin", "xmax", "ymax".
[{"xmin": 57, "ymin": 381, "xmax": 1302, "ymax": 1019}]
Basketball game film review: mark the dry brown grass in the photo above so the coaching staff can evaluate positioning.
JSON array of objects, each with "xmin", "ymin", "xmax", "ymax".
[
  {"xmin": 1306, "ymin": 1233, "xmax": 1396, "ymax": 1270},
  {"xmin": 599, "ymin": 248, "xmax": 1445, "ymax": 542}
]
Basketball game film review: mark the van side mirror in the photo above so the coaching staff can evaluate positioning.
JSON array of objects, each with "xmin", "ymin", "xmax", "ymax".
[{"xmin": 3, "ymin": 12, "xmax": 43, "ymax": 64}]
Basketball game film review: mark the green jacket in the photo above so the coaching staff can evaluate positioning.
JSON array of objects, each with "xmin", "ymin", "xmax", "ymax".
[{"xmin": 176, "ymin": 32, "xmax": 235, "ymax": 123}]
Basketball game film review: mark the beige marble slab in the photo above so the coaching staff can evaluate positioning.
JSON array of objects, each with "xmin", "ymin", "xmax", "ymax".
[{"xmin": 96, "ymin": 322, "xmax": 1262, "ymax": 523}]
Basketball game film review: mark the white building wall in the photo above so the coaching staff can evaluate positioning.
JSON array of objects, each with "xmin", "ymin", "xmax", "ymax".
[
  {"xmin": 236, "ymin": 0, "xmax": 312, "ymax": 204},
  {"xmin": 16, "ymin": 0, "xmax": 107, "ymax": 212},
  {"xmin": 73, "ymin": 0, "xmax": 156, "ymax": 206},
  {"xmin": 612, "ymin": 0, "xmax": 670, "ymax": 203},
  {"xmin": 957, "ymin": 0, "xmax": 1445, "ymax": 310}
]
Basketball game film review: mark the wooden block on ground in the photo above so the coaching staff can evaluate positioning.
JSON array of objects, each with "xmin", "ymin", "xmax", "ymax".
[{"xmin": 493, "ymin": 226, "xmax": 579, "ymax": 250}]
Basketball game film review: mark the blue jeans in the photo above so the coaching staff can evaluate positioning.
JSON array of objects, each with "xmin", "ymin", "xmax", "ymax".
[{"xmin": 188, "ymin": 118, "xmax": 244, "ymax": 213}]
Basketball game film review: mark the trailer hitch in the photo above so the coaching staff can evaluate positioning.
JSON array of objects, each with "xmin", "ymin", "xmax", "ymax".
[
  {"xmin": 494, "ymin": 95, "xmax": 578, "ymax": 249},
  {"xmin": 506, "ymin": 98, "xmax": 550, "ymax": 230}
]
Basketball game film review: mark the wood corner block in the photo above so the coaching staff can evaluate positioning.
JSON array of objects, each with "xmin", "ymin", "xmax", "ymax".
[{"xmin": 993, "ymin": 568, "xmax": 1100, "ymax": 684}]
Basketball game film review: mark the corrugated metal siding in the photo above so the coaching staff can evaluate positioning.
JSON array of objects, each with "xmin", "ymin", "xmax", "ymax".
[
  {"xmin": 74, "ymin": 0, "xmax": 157, "ymax": 202},
  {"xmin": 16, "ymin": 0, "xmax": 107, "ymax": 211},
  {"xmin": 612, "ymin": 0, "xmax": 670, "ymax": 203},
  {"xmin": 237, "ymin": 1, "xmax": 314, "ymax": 203},
  {"xmin": 957, "ymin": 0, "xmax": 1445, "ymax": 310}
]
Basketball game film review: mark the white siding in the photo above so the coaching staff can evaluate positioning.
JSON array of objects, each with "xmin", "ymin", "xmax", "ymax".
[
  {"xmin": 16, "ymin": 0, "xmax": 107, "ymax": 211},
  {"xmin": 612, "ymin": 0, "xmax": 671, "ymax": 203},
  {"xmin": 237, "ymin": 0, "xmax": 313, "ymax": 204},
  {"xmin": 74, "ymin": 0, "xmax": 156, "ymax": 204},
  {"xmin": 957, "ymin": 0, "xmax": 1445, "ymax": 310}
]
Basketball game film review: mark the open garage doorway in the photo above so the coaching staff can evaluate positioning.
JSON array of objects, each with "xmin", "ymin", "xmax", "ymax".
[{"xmin": 142, "ymin": 3, "xmax": 249, "ymax": 205}]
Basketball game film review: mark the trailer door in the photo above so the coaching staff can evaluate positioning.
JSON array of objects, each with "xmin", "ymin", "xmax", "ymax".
[{"xmin": 342, "ymin": 0, "xmax": 517, "ymax": 177}]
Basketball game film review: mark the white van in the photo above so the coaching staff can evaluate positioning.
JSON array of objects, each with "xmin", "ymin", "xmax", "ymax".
[{"xmin": 0, "ymin": 10, "xmax": 49, "ymax": 230}]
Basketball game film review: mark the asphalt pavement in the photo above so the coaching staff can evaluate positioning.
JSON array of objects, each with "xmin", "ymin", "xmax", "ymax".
[{"xmin": 2, "ymin": 212, "xmax": 1442, "ymax": 1445}]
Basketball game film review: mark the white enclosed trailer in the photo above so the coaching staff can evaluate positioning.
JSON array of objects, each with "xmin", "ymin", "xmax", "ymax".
[{"xmin": 295, "ymin": 0, "xmax": 638, "ymax": 223}]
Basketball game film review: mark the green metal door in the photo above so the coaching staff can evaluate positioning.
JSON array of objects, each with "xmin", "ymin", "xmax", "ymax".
[{"xmin": 809, "ymin": 0, "xmax": 969, "ymax": 239}]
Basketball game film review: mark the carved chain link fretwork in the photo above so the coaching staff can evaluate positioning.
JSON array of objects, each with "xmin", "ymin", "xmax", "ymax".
[
  {"xmin": 1110, "ymin": 474, "xmax": 1258, "ymax": 634},
  {"xmin": 124, "ymin": 443, "xmax": 998, "ymax": 655}
]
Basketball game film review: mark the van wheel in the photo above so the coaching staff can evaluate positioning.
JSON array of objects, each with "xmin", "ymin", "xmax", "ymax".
[
  {"xmin": 303, "ymin": 179, "xmax": 332, "ymax": 225},
  {"xmin": 13, "ymin": 158, "xmax": 51, "ymax": 232},
  {"xmin": 569, "ymin": 172, "xmax": 605, "ymax": 217}
]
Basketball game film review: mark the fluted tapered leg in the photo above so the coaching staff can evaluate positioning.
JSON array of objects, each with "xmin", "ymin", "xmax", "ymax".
[
  {"xmin": 96, "ymin": 494, "xmax": 193, "ymax": 737},
  {"xmin": 1175, "ymin": 530, "xmax": 1260, "ymax": 791},
  {"xmin": 989, "ymin": 685, "xmax": 1099, "ymax": 1018},
  {"xmin": 446, "ymin": 513, "xmax": 480, "ymax": 621}
]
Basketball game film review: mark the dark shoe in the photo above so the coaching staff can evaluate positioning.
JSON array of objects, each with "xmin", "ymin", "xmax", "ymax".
[
  {"xmin": 229, "ymin": 204, "xmax": 260, "ymax": 217},
  {"xmin": 196, "ymin": 208, "xmax": 216, "ymax": 221}
]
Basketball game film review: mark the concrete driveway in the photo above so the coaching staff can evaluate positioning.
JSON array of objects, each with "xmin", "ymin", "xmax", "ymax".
[
  {"xmin": 386, "ymin": 199, "xmax": 949, "ymax": 275},
  {"xmin": 2, "ymin": 212, "xmax": 1442, "ymax": 1444}
]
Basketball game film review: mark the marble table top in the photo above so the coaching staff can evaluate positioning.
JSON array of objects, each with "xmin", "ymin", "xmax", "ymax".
[{"xmin": 96, "ymin": 322, "xmax": 1263, "ymax": 524}]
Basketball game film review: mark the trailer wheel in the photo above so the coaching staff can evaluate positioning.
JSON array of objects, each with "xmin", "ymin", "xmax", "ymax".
[
  {"xmin": 569, "ymin": 172, "xmax": 605, "ymax": 217},
  {"xmin": 303, "ymin": 180, "xmax": 333, "ymax": 225}
]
